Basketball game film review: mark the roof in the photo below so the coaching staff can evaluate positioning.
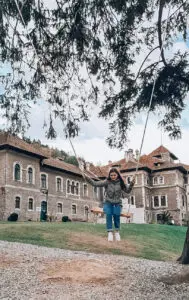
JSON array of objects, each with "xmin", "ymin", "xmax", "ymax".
[
  {"xmin": 0, "ymin": 132, "xmax": 49, "ymax": 158},
  {"xmin": 89, "ymin": 145, "xmax": 188, "ymax": 176},
  {"xmin": 1, "ymin": 132, "xmax": 188, "ymax": 177},
  {"xmin": 148, "ymin": 145, "xmax": 178, "ymax": 160},
  {"xmin": 42, "ymin": 158, "xmax": 82, "ymax": 176}
]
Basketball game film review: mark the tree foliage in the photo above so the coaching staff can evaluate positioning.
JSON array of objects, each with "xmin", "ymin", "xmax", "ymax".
[{"xmin": 0, "ymin": 0, "xmax": 189, "ymax": 148}]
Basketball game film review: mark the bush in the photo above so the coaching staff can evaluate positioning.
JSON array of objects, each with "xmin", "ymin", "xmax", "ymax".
[
  {"xmin": 62, "ymin": 216, "xmax": 71, "ymax": 222},
  {"xmin": 8, "ymin": 212, "xmax": 18, "ymax": 222}
]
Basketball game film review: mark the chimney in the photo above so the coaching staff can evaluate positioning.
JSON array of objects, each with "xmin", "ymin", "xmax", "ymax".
[
  {"xmin": 125, "ymin": 149, "xmax": 134, "ymax": 162},
  {"xmin": 78, "ymin": 159, "xmax": 84, "ymax": 171},
  {"xmin": 86, "ymin": 162, "xmax": 90, "ymax": 171},
  {"xmin": 135, "ymin": 149, "xmax": 140, "ymax": 160}
]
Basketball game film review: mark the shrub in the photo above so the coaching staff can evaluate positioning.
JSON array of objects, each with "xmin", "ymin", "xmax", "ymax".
[
  {"xmin": 62, "ymin": 216, "xmax": 71, "ymax": 222},
  {"xmin": 8, "ymin": 212, "xmax": 18, "ymax": 222}
]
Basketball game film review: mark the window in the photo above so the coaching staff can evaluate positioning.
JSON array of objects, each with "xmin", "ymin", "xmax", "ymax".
[
  {"xmin": 71, "ymin": 181, "xmax": 75, "ymax": 194},
  {"xmin": 67, "ymin": 180, "xmax": 79, "ymax": 195},
  {"xmin": 84, "ymin": 206, "xmax": 89, "ymax": 216},
  {"xmin": 41, "ymin": 174, "xmax": 47, "ymax": 189},
  {"xmin": 153, "ymin": 195, "xmax": 167, "ymax": 208},
  {"xmin": 130, "ymin": 196, "xmax": 135, "ymax": 205},
  {"xmin": 128, "ymin": 196, "xmax": 135, "ymax": 205},
  {"xmin": 28, "ymin": 167, "xmax": 33, "ymax": 184},
  {"xmin": 57, "ymin": 203, "xmax": 63, "ymax": 213},
  {"xmin": 160, "ymin": 196, "xmax": 166, "ymax": 207},
  {"xmin": 72, "ymin": 204, "xmax": 77, "ymax": 214},
  {"xmin": 75, "ymin": 182, "xmax": 79, "ymax": 195},
  {"xmin": 153, "ymin": 196, "xmax": 159, "ymax": 207},
  {"xmin": 153, "ymin": 176, "xmax": 164, "ymax": 185},
  {"xmin": 56, "ymin": 177, "xmax": 62, "ymax": 192},
  {"xmin": 182, "ymin": 195, "xmax": 185, "ymax": 207},
  {"xmin": 28, "ymin": 198, "xmax": 33, "ymax": 210},
  {"xmin": 83, "ymin": 184, "xmax": 88, "ymax": 197},
  {"xmin": 153, "ymin": 177, "xmax": 158, "ymax": 185},
  {"xmin": 159, "ymin": 176, "xmax": 164, "ymax": 184},
  {"xmin": 67, "ymin": 180, "xmax": 71, "ymax": 193},
  {"xmin": 14, "ymin": 163, "xmax": 21, "ymax": 181},
  {"xmin": 15, "ymin": 196, "xmax": 20, "ymax": 209}
]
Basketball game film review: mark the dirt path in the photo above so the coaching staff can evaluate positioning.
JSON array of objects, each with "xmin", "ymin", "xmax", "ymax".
[{"xmin": 0, "ymin": 241, "xmax": 189, "ymax": 300}]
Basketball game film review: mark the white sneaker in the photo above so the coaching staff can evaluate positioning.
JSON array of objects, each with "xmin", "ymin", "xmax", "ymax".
[
  {"xmin": 108, "ymin": 231, "xmax": 113, "ymax": 242},
  {"xmin": 115, "ymin": 232, "xmax": 121, "ymax": 241}
]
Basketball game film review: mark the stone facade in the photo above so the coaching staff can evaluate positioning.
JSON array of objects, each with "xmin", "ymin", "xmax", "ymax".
[
  {"xmin": 0, "ymin": 133, "xmax": 188, "ymax": 225},
  {"xmin": 0, "ymin": 146, "xmax": 99, "ymax": 222}
]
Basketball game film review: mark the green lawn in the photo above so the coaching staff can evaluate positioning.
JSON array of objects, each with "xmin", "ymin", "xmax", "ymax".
[{"xmin": 0, "ymin": 222, "xmax": 186, "ymax": 261}]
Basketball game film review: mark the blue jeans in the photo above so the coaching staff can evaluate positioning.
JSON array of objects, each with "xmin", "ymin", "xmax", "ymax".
[{"xmin": 103, "ymin": 202, "xmax": 122, "ymax": 232}]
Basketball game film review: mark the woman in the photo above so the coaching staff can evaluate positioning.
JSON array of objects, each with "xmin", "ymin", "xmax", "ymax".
[{"xmin": 86, "ymin": 168, "xmax": 135, "ymax": 242}]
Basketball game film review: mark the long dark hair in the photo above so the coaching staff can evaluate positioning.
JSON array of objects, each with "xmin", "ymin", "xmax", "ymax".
[{"xmin": 107, "ymin": 168, "xmax": 125, "ymax": 190}]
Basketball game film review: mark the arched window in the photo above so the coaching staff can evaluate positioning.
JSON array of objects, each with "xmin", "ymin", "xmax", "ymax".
[
  {"xmin": 28, "ymin": 198, "xmax": 33, "ymax": 210},
  {"xmin": 153, "ymin": 176, "xmax": 158, "ymax": 185},
  {"xmin": 75, "ymin": 182, "xmax": 79, "ymax": 195},
  {"xmin": 41, "ymin": 174, "xmax": 47, "ymax": 189},
  {"xmin": 83, "ymin": 184, "xmax": 88, "ymax": 197},
  {"xmin": 57, "ymin": 203, "xmax": 63, "ymax": 213},
  {"xmin": 72, "ymin": 204, "xmax": 77, "ymax": 214},
  {"xmin": 28, "ymin": 167, "xmax": 33, "ymax": 184},
  {"xmin": 71, "ymin": 181, "xmax": 75, "ymax": 194},
  {"xmin": 14, "ymin": 164, "xmax": 21, "ymax": 181},
  {"xmin": 15, "ymin": 196, "xmax": 20, "ymax": 209},
  {"xmin": 56, "ymin": 177, "xmax": 62, "ymax": 192},
  {"xmin": 67, "ymin": 180, "xmax": 70, "ymax": 193}
]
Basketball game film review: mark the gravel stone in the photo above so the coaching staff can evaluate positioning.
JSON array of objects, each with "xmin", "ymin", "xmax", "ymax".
[{"xmin": 0, "ymin": 241, "xmax": 189, "ymax": 300}]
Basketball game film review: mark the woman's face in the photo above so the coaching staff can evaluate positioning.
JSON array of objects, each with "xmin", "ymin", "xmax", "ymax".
[{"xmin": 110, "ymin": 172, "xmax": 118, "ymax": 181}]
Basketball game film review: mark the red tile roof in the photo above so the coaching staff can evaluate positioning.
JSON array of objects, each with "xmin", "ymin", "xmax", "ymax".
[
  {"xmin": 0, "ymin": 132, "xmax": 49, "ymax": 158},
  {"xmin": 42, "ymin": 158, "xmax": 83, "ymax": 176},
  {"xmin": 89, "ymin": 145, "xmax": 187, "ymax": 176},
  {"xmin": 148, "ymin": 145, "xmax": 178, "ymax": 160},
  {"xmin": 1, "ymin": 132, "xmax": 187, "ymax": 177}
]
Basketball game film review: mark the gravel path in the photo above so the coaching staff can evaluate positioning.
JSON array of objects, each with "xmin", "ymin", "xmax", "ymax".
[{"xmin": 0, "ymin": 241, "xmax": 189, "ymax": 300}]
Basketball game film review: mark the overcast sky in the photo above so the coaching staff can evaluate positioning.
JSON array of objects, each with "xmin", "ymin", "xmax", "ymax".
[
  {"xmin": 22, "ymin": 39, "xmax": 189, "ymax": 166},
  {"xmin": 0, "ymin": 4, "xmax": 189, "ymax": 166}
]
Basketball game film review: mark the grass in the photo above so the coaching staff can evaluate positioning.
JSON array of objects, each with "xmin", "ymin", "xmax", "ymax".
[{"xmin": 0, "ymin": 222, "xmax": 186, "ymax": 261}]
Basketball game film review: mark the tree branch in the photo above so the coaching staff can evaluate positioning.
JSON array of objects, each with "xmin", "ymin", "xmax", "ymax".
[
  {"xmin": 158, "ymin": 0, "xmax": 168, "ymax": 66},
  {"xmin": 135, "ymin": 46, "xmax": 160, "ymax": 82}
]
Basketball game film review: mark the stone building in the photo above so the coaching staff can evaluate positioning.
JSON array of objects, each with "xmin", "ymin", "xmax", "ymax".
[
  {"xmin": 0, "ymin": 132, "xmax": 100, "ymax": 222},
  {"xmin": 0, "ymin": 132, "xmax": 188, "ymax": 225},
  {"xmin": 90, "ymin": 146, "xmax": 189, "ymax": 225}
]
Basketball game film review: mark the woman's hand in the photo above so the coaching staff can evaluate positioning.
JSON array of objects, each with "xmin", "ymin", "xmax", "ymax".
[{"xmin": 131, "ymin": 176, "xmax": 136, "ymax": 185}]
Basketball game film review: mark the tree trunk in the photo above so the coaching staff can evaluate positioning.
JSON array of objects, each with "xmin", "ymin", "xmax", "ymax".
[{"xmin": 177, "ymin": 227, "xmax": 189, "ymax": 264}]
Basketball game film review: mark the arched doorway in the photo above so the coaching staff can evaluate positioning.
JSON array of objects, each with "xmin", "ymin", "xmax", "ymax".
[{"xmin": 40, "ymin": 200, "xmax": 47, "ymax": 221}]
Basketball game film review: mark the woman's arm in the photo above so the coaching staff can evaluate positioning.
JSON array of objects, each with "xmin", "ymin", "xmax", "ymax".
[{"xmin": 85, "ymin": 175, "xmax": 107, "ymax": 187}]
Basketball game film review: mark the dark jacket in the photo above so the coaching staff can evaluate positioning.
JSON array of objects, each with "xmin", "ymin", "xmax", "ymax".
[{"xmin": 86, "ymin": 177, "xmax": 134, "ymax": 205}]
